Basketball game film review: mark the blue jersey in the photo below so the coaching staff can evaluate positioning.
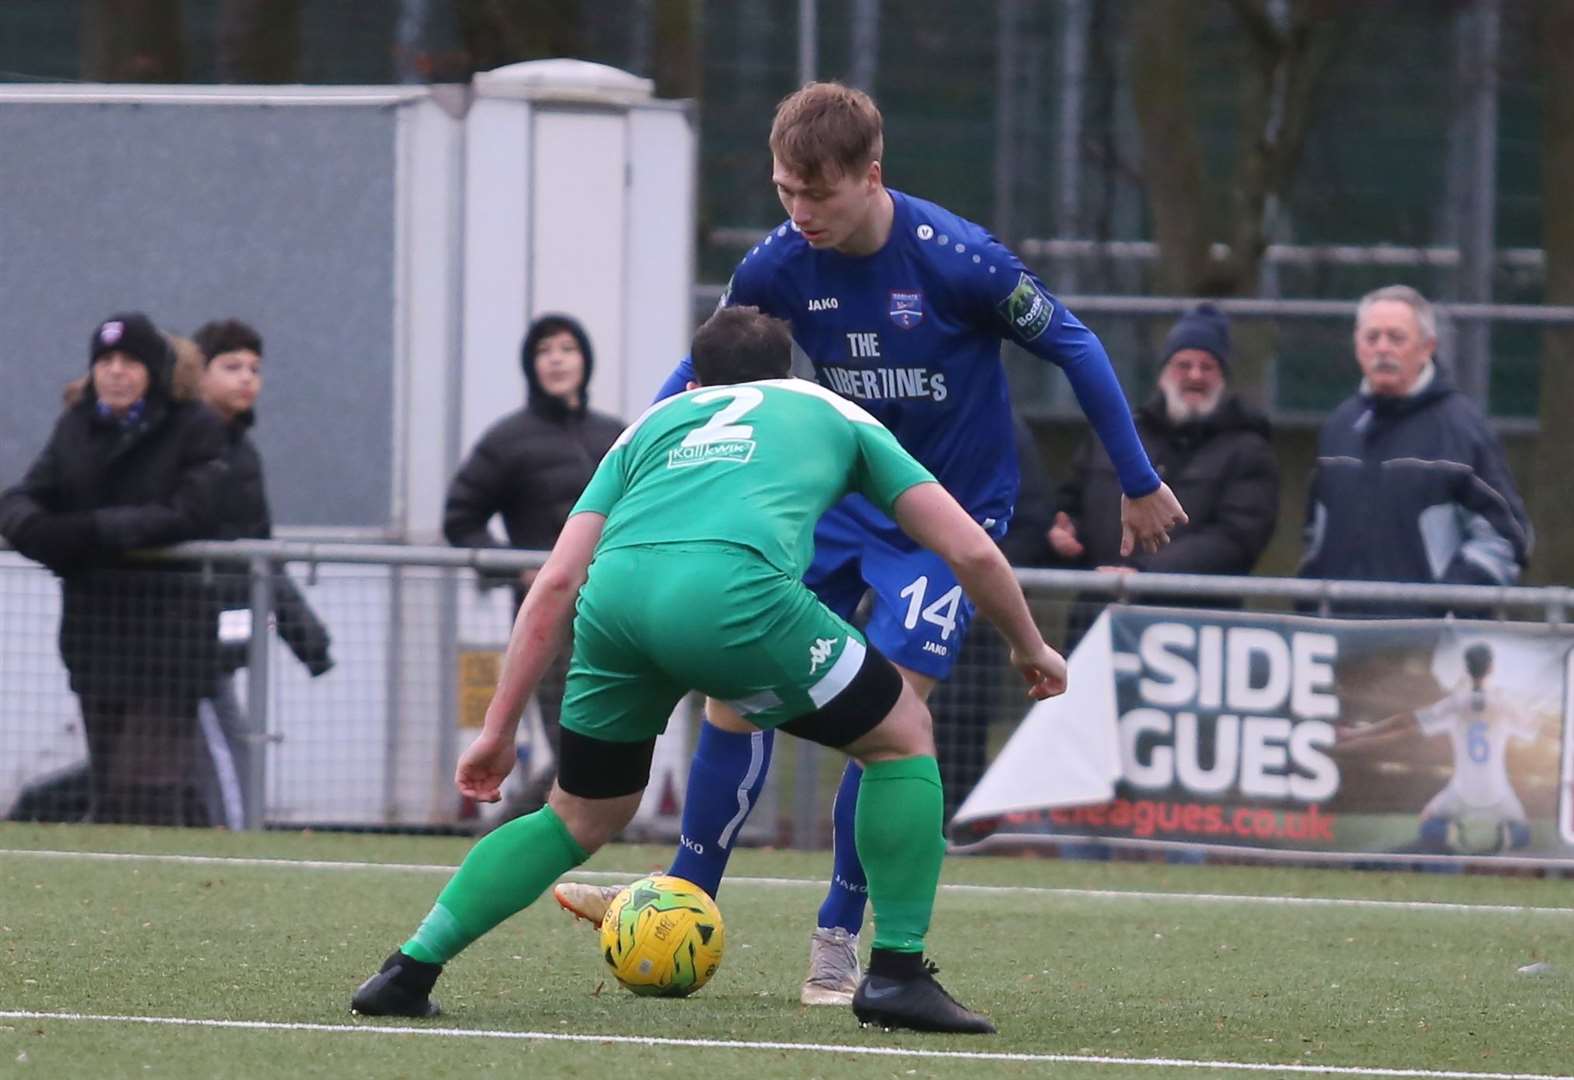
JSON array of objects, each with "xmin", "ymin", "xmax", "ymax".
[{"xmin": 659, "ymin": 190, "xmax": 1159, "ymax": 526}]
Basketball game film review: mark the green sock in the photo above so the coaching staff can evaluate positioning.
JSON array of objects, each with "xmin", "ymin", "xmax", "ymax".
[
  {"xmin": 402, "ymin": 805, "xmax": 589, "ymax": 965},
  {"xmin": 854, "ymin": 755, "xmax": 945, "ymax": 953}
]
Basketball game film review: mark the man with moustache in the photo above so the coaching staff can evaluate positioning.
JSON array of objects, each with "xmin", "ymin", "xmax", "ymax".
[
  {"xmin": 1299, "ymin": 285, "xmax": 1530, "ymax": 600},
  {"xmin": 1050, "ymin": 303, "xmax": 1279, "ymax": 646}
]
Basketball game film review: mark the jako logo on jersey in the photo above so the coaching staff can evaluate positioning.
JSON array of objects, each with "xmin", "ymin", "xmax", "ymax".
[
  {"xmin": 809, "ymin": 636, "xmax": 838, "ymax": 674},
  {"xmin": 821, "ymin": 365, "xmax": 948, "ymax": 403},
  {"xmin": 889, "ymin": 290, "xmax": 924, "ymax": 330},
  {"xmin": 996, "ymin": 271, "xmax": 1054, "ymax": 342},
  {"xmin": 808, "ymin": 297, "xmax": 839, "ymax": 311}
]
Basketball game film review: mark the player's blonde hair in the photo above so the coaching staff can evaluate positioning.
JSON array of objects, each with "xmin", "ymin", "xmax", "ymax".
[{"xmin": 769, "ymin": 81, "xmax": 884, "ymax": 185}]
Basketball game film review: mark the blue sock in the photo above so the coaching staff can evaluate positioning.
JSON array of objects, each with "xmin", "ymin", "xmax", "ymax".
[
  {"xmin": 667, "ymin": 723, "xmax": 774, "ymax": 898},
  {"xmin": 1419, "ymin": 816, "xmax": 1451, "ymax": 849},
  {"xmin": 816, "ymin": 760, "xmax": 869, "ymax": 934}
]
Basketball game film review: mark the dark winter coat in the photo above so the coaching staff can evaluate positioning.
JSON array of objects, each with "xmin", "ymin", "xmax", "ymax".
[
  {"xmin": 998, "ymin": 414, "xmax": 1056, "ymax": 568},
  {"xmin": 210, "ymin": 414, "xmax": 333, "ymax": 675},
  {"xmin": 443, "ymin": 348, "xmax": 623, "ymax": 599},
  {"xmin": 1299, "ymin": 367, "xmax": 1531, "ymax": 590},
  {"xmin": 1058, "ymin": 393, "xmax": 1280, "ymax": 579},
  {"xmin": 0, "ymin": 380, "xmax": 229, "ymax": 700},
  {"xmin": 1051, "ymin": 393, "xmax": 1278, "ymax": 649}
]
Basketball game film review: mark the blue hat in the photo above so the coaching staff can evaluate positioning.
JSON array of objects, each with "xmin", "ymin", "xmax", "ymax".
[{"xmin": 1162, "ymin": 303, "xmax": 1231, "ymax": 374}]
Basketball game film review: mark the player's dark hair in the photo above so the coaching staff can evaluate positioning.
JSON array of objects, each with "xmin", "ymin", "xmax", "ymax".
[
  {"xmin": 193, "ymin": 318, "xmax": 263, "ymax": 365},
  {"xmin": 691, "ymin": 306, "xmax": 792, "ymax": 385},
  {"xmin": 1464, "ymin": 642, "xmax": 1493, "ymax": 680},
  {"xmin": 770, "ymin": 81, "xmax": 884, "ymax": 184}
]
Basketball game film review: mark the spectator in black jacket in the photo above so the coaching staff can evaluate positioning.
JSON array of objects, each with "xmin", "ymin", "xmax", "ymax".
[
  {"xmin": 1050, "ymin": 303, "xmax": 1280, "ymax": 647},
  {"xmin": 1299, "ymin": 285, "xmax": 1531, "ymax": 607},
  {"xmin": 191, "ymin": 318, "xmax": 335, "ymax": 828},
  {"xmin": 443, "ymin": 313, "xmax": 624, "ymax": 819},
  {"xmin": 0, "ymin": 312, "xmax": 229, "ymax": 825}
]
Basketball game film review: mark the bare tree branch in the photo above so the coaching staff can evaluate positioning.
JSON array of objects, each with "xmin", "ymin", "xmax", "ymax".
[{"xmin": 1225, "ymin": 0, "xmax": 1285, "ymax": 54}]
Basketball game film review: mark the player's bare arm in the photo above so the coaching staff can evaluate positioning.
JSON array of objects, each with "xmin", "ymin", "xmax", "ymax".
[
  {"xmin": 892, "ymin": 482, "xmax": 1067, "ymax": 700},
  {"xmin": 1120, "ymin": 481, "xmax": 1189, "ymax": 556},
  {"xmin": 1330, "ymin": 711, "xmax": 1418, "ymax": 752},
  {"xmin": 459, "ymin": 511, "xmax": 605, "ymax": 802}
]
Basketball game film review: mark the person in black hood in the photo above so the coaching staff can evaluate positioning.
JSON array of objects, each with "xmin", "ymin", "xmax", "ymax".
[
  {"xmin": 443, "ymin": 313, "xmax": 625, "ymax": 821},
  {"xmin": 1050, "ymin": 303, "xmax": 1280, "ymax": 647},
  {"xmin": 190, "ymin": 318, "xmax": 335, "ymax": 828},
  {"xmin": 1299, "ymin": 285, "xmax": 1530, "ymax": 608},
  {"xmin": 0, "ymin": 312, "xmax": 229, "ymax": 825}
]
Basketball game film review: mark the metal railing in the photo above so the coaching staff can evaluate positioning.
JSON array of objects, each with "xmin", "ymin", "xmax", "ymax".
[{"xmin": 3, "ymin": 539, "xmax": 1568, "ymax": 836}]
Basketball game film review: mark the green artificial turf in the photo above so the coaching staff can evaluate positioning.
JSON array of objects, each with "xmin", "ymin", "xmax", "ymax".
[{"xmin": 2, "ymin": 824, "xmax": 1571, "ymax": 1079}]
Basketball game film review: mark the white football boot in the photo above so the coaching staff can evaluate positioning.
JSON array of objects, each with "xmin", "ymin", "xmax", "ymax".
[
  {"xmin": 552, "ymin": 881, "xmax": 623, "ymax": 926},
  {"xmin": 799, "ymin": 926, "xmax": 861, "ymax": 1006}
]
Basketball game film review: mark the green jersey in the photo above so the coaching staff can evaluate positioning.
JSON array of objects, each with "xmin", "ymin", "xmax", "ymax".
[{"xmin": 571, "ymin": 378, "xmax": 935, "ymax": 576}]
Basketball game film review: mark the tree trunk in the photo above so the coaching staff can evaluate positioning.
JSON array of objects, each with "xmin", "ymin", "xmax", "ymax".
[
  {"xmin": 1531, "ymin": 0, "xmax": 1574, "ymax": 585},
  {"xmin": 82, "ymin": 0, "xmax": 184, "ymax": 82},
  {"xmin": 1127, "ymin": 0, "xmax": 1351, "ymax": 411},
  {"xmin": 649, "ymin": 0, "xmax": 701, "ymax": 100},
  {"xmin": 455, "ymin": 0, "xmax": 585, "ymax": 71},
  {"xmin": 217, "ymin": 0, "xmax": 301, "ymax": 83},
  {"xmin": 1128, "ymin": 0, "xmax": 1210, "ymax": 297}
]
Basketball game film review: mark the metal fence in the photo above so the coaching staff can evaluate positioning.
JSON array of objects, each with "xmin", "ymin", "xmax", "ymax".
[{"xmin": 3, "ymin": 540, "xmax": 1570, "ymax": 839}]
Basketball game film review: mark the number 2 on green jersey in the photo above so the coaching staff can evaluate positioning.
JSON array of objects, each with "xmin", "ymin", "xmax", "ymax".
[{"xmin": 682, "ymin": 387, "xmax": 765, "ymax": 447}]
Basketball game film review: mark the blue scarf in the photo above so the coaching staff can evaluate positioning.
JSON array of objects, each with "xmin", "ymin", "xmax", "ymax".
[{"xmin": 96, "ymin": 398, "xmax": 146, "ymax": 429}]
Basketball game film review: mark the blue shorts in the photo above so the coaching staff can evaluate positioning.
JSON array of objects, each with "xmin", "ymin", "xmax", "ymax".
[{"xmin": 805, "ymin": 497, "xmax": 1004, "ymax": 680}]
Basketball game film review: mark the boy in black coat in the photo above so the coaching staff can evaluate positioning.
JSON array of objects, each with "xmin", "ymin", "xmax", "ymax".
[
  {"xmin": 443, "ymin": 314, "xmax": 624, "ymax": 820},
  {"xmin": 191, "ymin": 318, "xmax": 335, "ymax": 828}
]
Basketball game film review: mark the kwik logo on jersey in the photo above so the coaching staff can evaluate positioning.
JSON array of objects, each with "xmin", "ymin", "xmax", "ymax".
[
  {"xmin": 668, "ymin": 439, "xmax": 755, "ymax": 468},
  {"xmin": 670, "ymin": 387, "xmax": 761, "ymax": 469},
  {"xmin": 888, "ymin": 290, "xmax": 924, "ymax": 329},
  {"xmin": 996, "ymin": 272, "xmax": 1054, "ymax": 342}
]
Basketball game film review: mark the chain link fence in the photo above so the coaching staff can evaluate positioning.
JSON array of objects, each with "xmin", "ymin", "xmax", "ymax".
[{"xmin": 5, "ymin": 541, "xmax": 1569, "ymax": 841}]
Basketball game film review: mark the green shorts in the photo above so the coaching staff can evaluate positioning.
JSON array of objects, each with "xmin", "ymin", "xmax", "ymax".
[{"xmin": 560, "ymin": 543, "xmax": 869, "ymax": 743}]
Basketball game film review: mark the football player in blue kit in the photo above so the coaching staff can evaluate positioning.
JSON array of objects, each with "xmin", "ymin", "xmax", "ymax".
[{"xmin": 556, "ymin": 81, "xmax": 1187, "ymax": 1005}]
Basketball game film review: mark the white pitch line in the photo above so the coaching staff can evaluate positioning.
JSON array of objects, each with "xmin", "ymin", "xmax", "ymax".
[
  {"xmin": 0, "ymin": 1010, "xmax": 1567, "ymax": 1080},
  {"xmin": 2, "ymin": 847, "xmax": 1572, "ymax": 917}
]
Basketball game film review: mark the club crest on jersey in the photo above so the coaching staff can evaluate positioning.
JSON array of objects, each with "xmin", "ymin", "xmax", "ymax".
[{"xmin": 888, "ymin": 290, "xmax": 924, "ymax": 330}]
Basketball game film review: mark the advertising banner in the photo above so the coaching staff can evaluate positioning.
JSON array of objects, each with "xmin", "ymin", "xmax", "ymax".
[{"xmin": 952, "ymin": 607, "xmax": 1574, "ymax": 862}]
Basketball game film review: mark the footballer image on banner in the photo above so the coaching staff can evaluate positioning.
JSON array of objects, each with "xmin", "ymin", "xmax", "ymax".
[{"xmin": 957, "ymin": 607, "xmax": 1574, "ymax": 864}]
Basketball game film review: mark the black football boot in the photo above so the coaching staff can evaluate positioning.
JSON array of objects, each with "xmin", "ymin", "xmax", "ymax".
[
  {"xmin": 852, "ymin": 955, "xmax": 996, "ymax": 1035},
  {"xmin": 350, "ymin": 950, "xmax": 443, "ymax": 1018}
]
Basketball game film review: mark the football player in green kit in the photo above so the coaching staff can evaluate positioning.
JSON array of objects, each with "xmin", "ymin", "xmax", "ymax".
[{"xmin": 351, "ymin": 306, "xmax": 1066, "ymax": 1034}]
